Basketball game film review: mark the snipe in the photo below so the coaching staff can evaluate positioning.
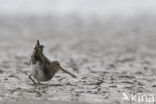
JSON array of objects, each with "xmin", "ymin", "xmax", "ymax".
[{"xmin": 29, "ymin": 40, "xmax": 77, "ymax": 85}]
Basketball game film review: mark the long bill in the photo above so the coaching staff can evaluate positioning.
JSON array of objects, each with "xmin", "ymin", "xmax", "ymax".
[{"xmin": 60, "ymin": 67, "xmax": 77, "ymax": 78}]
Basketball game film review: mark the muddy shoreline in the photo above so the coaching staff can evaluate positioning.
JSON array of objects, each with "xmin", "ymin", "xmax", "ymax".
[{"xmin": 0, "ymin": 15, "xmax": 156, "ymax": 104}]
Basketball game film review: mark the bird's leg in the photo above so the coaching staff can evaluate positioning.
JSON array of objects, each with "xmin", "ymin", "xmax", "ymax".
[
  {"xmin": 36, "ymin": 79, "xmax": 41, "ymax": 85},
  {"xmin": 34, "ymin": 73, "xmax": 41, "ymax": 85},
  {"xmin": 29, "ymin": 74, "xmax": 37, "ymax": 85},
  {"xmin": 36, "ymin": 78, "xmax": 49, "ymax": 86}
]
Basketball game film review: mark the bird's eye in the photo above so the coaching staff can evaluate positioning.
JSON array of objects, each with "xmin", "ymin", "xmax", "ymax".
[
  {"xmin": 53, "ymin": 61, "xmax": 60, "ymax": 66},
  {"xmin": 56, "ymin": 62, "xmax": 60, "ymax": 66}
]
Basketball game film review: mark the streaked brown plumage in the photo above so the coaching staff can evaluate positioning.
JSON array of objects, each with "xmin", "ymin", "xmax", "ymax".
[{"xmin": 29, "ymin": 40, "xmax": 77, "ymax": 84}]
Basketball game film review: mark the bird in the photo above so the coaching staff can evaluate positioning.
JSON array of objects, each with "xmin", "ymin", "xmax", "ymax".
[{"xmin": 29, "ymin": 40, "xmax": 77, "ymax": 85}]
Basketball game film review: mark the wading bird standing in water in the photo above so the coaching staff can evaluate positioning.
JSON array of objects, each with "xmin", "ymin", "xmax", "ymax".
[{"xmin": 29, "ymin": 40, "xmax": 77, "ymax": 85}]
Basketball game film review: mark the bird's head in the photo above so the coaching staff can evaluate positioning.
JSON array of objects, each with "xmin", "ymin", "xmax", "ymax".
[
  {"xmin": 51, "ymin": 61, "xmax": 62, "ymax": 71},
  {"xmin": 51, "ymin": 61, "xmax": 77, "ymax": 78}
]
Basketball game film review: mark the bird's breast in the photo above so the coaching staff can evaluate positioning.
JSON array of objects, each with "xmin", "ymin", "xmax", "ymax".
[{"xmin": 31, "ymin": 61, "xmax": 51, "ymax": 81}]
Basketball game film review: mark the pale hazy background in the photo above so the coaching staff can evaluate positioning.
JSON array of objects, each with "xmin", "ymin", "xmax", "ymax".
[
  {"xmin": 0, "ymin": 0, "xmax": 156, "ymax": 16},
  {"xmin": 0, "ymin": 0, "xmax": 156, "ymax": 42}
]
